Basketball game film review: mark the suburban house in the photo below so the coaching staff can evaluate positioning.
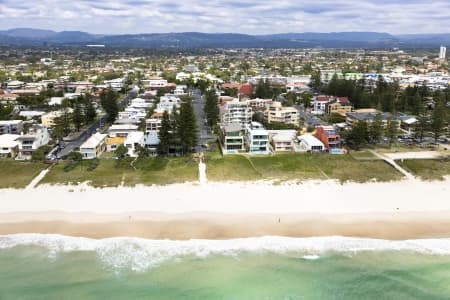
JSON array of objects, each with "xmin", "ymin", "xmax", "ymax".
[
  {"xmin": 105, "ymin": 136, "xmax": 125, "ymax": 152},
  {"xmin": 313, "ymin": 96, "xmax": 351, "ymax": 115},
  {"xmin": 325, "ymin": 97, "xmax": 353, "ymax": 115},
  {"xmin": 129, "ymin": 98, "xmax": 152, "ymax": 109},
  {"xmin": 145, "ymin": 118, "xmax": 162, "ymax": 134},
  {"xmin": 108, "ymin": 124, "xmax": 139, "ymax": 138},
  {"xmin": 15, "ymin": 125, "xmax": 50, "ymax": 160},
  {"xmin": 298, "ymin": 135, "xmax": 325, "ymax": 152},
  {"xmin": 144, "ymin": 131, "xmax": 160, "ymax": 155},
  {"xmin": 41, "ymin": 111, "xmax": 65, "ymax": 128},
  {"xmin": 118, "ymin": 107, "xmax": 147, "ymax": 121},
  {"xmin": 220, "ymin": 100, "xmax": 252, "ymax": 127},
  {"xmin": 0, "ymin": 120, "xmax": 23, "ymax": 135},
  {"xmin": 79, "ymin": 133, "xmax": 107, "ymax": 159},
  {"xmin": 124, "ymin": 131, "xmax": 145, "ymax": 157},
  {"xmin": 245, "ymin": 122, "xmax": 270, "ymax": 154},
  {"xmin": 7, "ymin": 80, "xmax": 25, "ymax": 90},
  {"xmin": 268, "ymin": 130, "xmax": 297, "ymax": 152},
  {"xmin": 221, "ymin": 123, "xmax": 245, "ymax": 154},
  {"xmin": 0, "ymin": 93, "xmax": 19, "ymax": 105},
  {"xmin": 156, "ymin": 95, "xmax": 181, "ymax": 113},
  {"xmin": 315, "ymin": 126, "xmax": 341, "ymax": 152},
  {"xmin": 0, "ymin": 134, "xmax": 20, "ymax": 158},
  {"xmin": 266, "ymin": 102, "xmax": 299, "ymax": 126},
  {"xmin": 397, "ymin": 112, "xmax": 418, "ymax": 134}
]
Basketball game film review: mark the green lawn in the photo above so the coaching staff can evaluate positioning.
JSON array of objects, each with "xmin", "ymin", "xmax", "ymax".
[
  {"xmin": 207, "ymin": 153, "xmax": 402, "ymax": 183},
  {"xmin": 0, "ymin": 159, "xmax": 47, "ymax": 189},
  {"xmin": 349, "ymin": 150, "xmax": 379, "ymax": 160},
  {"xmin": 41, "ymin": 157, "xmax": 198, "ymax": 187},
  {"xmin": 397, "ymin": 159, "xmax": 450, "ymax": 181}
]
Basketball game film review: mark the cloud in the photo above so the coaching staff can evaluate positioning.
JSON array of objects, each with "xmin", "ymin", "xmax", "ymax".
[{"xmin": 0, "ymin": 0, "xmax": 449, "ymax": 34}]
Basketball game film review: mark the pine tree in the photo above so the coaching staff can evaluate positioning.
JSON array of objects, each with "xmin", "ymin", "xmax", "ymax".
[
  {"xmin": 100, "ymin": 90, "xmax": 119, "ymax": 123},
  {"xmin": 72, "ymin": 101, "xmax": 84, "ymax": 132},
  {"xmin": 204, "ymin": 89, "xmax": 219, "ymax": 128},
  {"xmin": 369, "ymin": 113, "xmax": 384, "ymax": 144},
  {"xmin": 178, "ymin": 99, "xmax": 198, "ymax": 154},
  {"xmin": 85, "ymin": 100, "xmax": 97, "ymax": 124},
  {"xmin": 431, "ymin": 100, "xmax": 448, "ymax": 143},
  {"xmin": 157, "ymin": 111, "xmax": 172, "ymax": 156}
]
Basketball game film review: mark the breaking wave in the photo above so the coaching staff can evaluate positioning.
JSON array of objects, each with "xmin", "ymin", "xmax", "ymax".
[{"xmin": 1, "ymin": 234, "xmax": 450, "ymax": 272}]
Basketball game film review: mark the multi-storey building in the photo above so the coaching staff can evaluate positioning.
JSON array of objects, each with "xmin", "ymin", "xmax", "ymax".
[{"xmin": 220, "ymin": 100, "xmax": 252, "ymax": 127}]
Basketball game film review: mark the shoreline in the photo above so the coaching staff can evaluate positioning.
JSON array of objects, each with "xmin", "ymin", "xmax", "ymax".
[{"xmin": 1, "ymin": 179, "xmax": 449, "ymax": 240}]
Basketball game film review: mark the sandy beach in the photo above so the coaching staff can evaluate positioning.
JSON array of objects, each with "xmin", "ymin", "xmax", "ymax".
[{"xmin": 1, "ymin": 179, "xmax": 450, "ymax": 240}]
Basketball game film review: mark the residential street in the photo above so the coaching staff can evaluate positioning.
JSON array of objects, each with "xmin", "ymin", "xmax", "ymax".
[
  {"xmin": 55, "ymin": 91, "xmax": 137, "ymax": 159},
  {"xmin": 192, "ymin": 89, "xmax": 215, "ymax": 152}
]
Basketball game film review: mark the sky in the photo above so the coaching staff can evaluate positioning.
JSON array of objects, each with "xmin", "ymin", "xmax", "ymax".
[{"xmin": 0, "ymin": 0, "xmax": 449, "ymax": 35}]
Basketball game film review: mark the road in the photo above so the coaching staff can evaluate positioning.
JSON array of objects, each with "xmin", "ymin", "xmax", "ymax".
[
  {"xmin": 56, "ymin": 91, "xmax": 137, "ymax": 159},
  {"xmin": 192, "ymin": 89, "xmax": 215, "ymax": 152}
]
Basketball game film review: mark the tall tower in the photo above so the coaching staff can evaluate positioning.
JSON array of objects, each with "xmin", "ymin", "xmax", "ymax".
[{"xmin": 439, "ymin": 46, "xmax": 447, "ymax": 60}]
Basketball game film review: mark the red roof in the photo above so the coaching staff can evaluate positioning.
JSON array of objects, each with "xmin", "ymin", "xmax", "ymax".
[
  {"xmin": 221, "ymin": 83, "xmax": 240, "ymax": 89},
  {"xmin": 239, "ymin": 83, "xmax": 253, "ymax": 95}
]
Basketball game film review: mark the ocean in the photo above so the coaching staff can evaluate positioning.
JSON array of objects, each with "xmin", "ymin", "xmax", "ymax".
[{"xmin": 0, "ymin": 234, "xmax": 449, "ymax": 300}]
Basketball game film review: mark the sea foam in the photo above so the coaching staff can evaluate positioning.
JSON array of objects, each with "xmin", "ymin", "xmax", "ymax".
[{"xmin": 1, "ymin": 234, "xmax": 450, "ymax": 272}]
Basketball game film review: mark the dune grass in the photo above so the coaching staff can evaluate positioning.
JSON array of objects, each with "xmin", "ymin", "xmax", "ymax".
[
  {"xmin": 207, "ymin": 153, "xmax": 402, "ymax": 183},
  {"xmin": 41, "ymin": 157, "xmax": 198, "ymax": 187},
  {"xmin": 397, "ymin": 159, "xmax": 450, "ymax": 181},
  {"xmin": 0, "ymin": 159, "xmax": 47, "ymax": 189}
]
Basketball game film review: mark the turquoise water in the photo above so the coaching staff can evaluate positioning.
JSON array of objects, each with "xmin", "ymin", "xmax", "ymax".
[{"xmin": 1, "ymin": 235, "xmax": 450, "ymax": 300}]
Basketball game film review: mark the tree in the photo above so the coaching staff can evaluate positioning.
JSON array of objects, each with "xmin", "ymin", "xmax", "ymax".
[
  {"xmin": 386, "ymin": 119, "xmax": 399, "ymax": 146},
  {"xmin": 255, "ymin": 79, "xmax": 272, "ymax": 99},
  {"xmin": 177, "ymin": 99, "xmax": 198, "ymax": 154},
  {"xmin": 369, "ymin": 113, "xmax": 383, "ymax": 144},
  {"xmin": 346, "ymin": 121, "xmax": 369, "ymax": 149},
  {"xmin": 31, "ymin": 145, "xmax": 52, "ymax": 161},
  {"xmin": 85, "ymin": 100, "xmax": 97, "ymax": 124},
  {"xmin": 430, "ymin": 100, "xmax": 448, "ymax": 143},
  {"xmin": 100, "ymin": 90, "xmax": 119, "ymax": 123},
  {"xmin": 135, "ymin": 144, "xmax": 150, "ymax": 158},
  {"xmin": 157, "ymin": 111, "xmax": 172, "ymax": 156},
  {"xmin": 115, "ymin": 144, "xmax": 128, "ymax": 159},
  {"xmin": 67, "ymin": 151, "xmax": 82, "ymax": 162},
  {"xmin": 204, "ymin": 89, "xmax": 219, "ymax": 128},
  {"xmin": 52, "ymin": 109, "xmax": 72, "ymax": 140},
  {"xmin": 72, "ymin": 102, "xmax": 84, "ymax": 132},
  {"xmin": 300, "ymin": 93, "xmax": 313, "ymax": 108}
]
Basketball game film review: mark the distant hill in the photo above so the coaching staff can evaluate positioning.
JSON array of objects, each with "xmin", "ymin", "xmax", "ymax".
[{"xmin": 0, "ymin": 28, "xmax": 448, "ymax": 48}]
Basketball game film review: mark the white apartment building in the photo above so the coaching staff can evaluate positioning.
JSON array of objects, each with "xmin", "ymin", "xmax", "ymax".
[
  {"xmin": 266, "ymin": 102, "xmax": 299, "ymax": 126},
  {"xmin": 220, "ymin": 100, "xmax": 252, "ymax": 127},
  {"xmin": 245, "ymin": 122, "xmax": 270, "ymax": 155}
]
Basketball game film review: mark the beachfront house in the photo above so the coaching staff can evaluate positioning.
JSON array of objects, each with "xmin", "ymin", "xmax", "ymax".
[
  {"xmin": 267, "ymin": 130, "xmax": 297, "ymax": 152},
  {"xmin": 298, "ymin": 135, "xmax": 325, "ymax": 152},
  {"xmin": 315, "ymin": 126, "xmax": 341, "ymax": 152},
  {"xmin": 79, "ymin": 133, "xmax": 107, "ymax": 159},
  {"xmin": 0, "ymin": 134, "xmax": 20, "ymax": 158},
  {"xmin": 124, "ymin": 131, "xmax": 145, "ymax": 157},
  {"xmin": 15, "ymin": 125, "xmax": 50, "ymax": 160},
  {"xmin": 221, "ymin": 123, "xmax": 245, "ymax": 154},
  {"xmin": 245, "ymin": 122, "xmax": 270, "ymax": 155}
]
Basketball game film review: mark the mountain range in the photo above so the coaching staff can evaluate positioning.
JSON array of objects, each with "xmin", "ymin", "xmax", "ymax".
[{"xmin": 0, "ymin": 28, "xmax": 449, "ymax": 48}]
